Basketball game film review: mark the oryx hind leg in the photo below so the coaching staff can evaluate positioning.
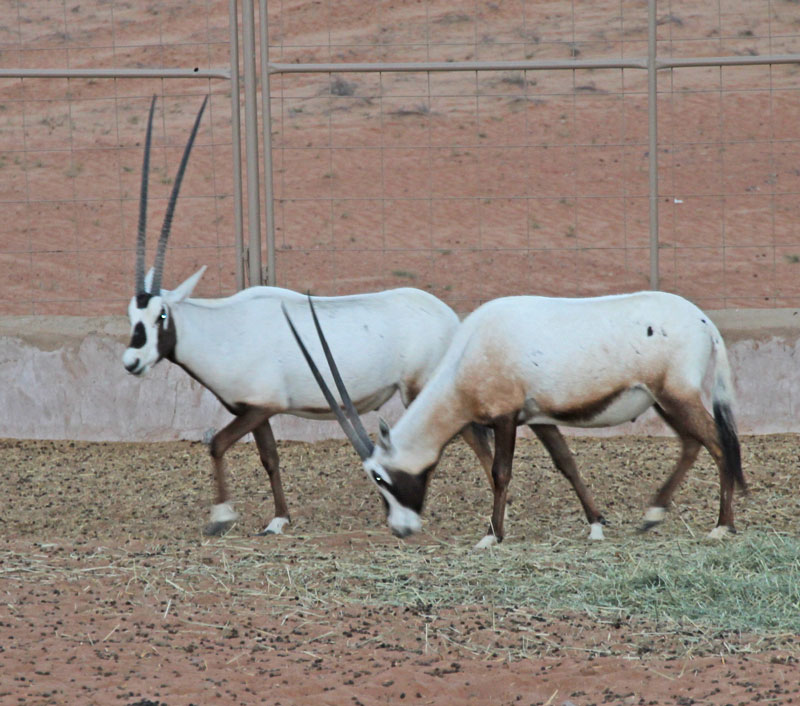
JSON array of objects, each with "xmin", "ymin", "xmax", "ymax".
[
  {"xmin": 459, "ymin": 422, "xmax": 495, "ymax": 489},
  {"xmin": 204, "ymin": 406, "xmax": 269, "ymax": 536},
  {"xmin": 530, "ymin": 424, "xmax": 606, "ymax": 541},
  {"xmin": 475, "ymin": 416, "xmax": 515, "ymax": 549},
  {"xmin": 647, "ymin": 394, "xmax": 734, "ymax": 536},
  {"xmin": 252, "ymin": 419, "xmax": 291, "ymax": 536}
]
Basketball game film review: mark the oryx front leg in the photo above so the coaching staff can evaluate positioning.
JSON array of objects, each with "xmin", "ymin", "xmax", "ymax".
[
  {"xmin": 204, "ymin": 407, "xmax": 268, "ymax": 536},
  {"xmin": 251, "ymin": 420, "xmax": 291, "ymax": 536},
  {"xmin": 475, "ymin": 417, "xmax": 515, "ymax": 549}
]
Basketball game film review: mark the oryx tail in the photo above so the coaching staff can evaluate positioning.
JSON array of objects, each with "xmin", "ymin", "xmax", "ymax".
[{"xmin": 709, "ymin": 331, "xmax": 745, "ymax": 491}]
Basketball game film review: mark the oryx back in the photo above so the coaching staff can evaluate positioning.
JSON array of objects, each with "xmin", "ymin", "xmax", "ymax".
[
  {"xmin": 172, "ymin": 286, "xmax": 459, "ymax": 418},
  {"xmin": 446, "ymin": 291, "xmax": 723, "ymax": 428}
]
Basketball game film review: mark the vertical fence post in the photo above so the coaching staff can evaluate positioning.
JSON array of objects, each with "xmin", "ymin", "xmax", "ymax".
[
  {"xmin": 259, "ymin": 0, "xmax": 277, "ymax": 286},
  {"xmin": 241, "ymin": 0, "xmax": 263, "ymax": 286},
  {"xmin": 647, "ymin": 0, "xmax": 660, "ymax": 290},
  {"xmin": 228, "ymin": 0, "xmax": 246, "ymax": 290}
]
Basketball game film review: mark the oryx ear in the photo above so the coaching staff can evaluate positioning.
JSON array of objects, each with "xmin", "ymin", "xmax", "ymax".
[
  {"xmin": 163, "ymin": 265, "xmax": 207, "ymax": 304},
  {"xmin": 377, "ymin": 416, "xmax": 393, "ymax": 452},
  {"xmin": 144, "ymin": 267, "xmax": 155, "ymax": 293}
]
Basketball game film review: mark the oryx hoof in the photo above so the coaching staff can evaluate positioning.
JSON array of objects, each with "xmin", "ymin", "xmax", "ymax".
[
  {"xmin": 707, "ymin": 525, "xmax": 736, "ymax": 540},
  {"xmin": 204, "ymin": 502, "xmax": 238, "ymax": 536},
  {"xmin": 588, "ymin": 521, "xmax": 605, "ymax": 541},
  {"xmin": 474, "ymin": 534, "xmax": 500, "ymax": 550},
  {"xmin": 203, "ymin": 520, "xmax": 235, "ymax": 537},
  {"xmin": 638, "ymin": 506, "xmax": 666, "ymax": 533},
  {"xmin": 255, "ymin": 516, "xmax": 290, "ymax": 536}
]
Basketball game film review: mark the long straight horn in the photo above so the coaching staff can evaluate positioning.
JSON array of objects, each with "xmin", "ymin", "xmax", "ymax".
[
  {"xmin": 135, "ymin": 95, "xmax": 157, "ymax": 294},
  {"xmin": 306, "ymin": 295, "xmax": 376, "ymax": 454},
  {"xmin": 150, "ymin": 94, "xmax": 209, "ymax": 295},
  {"xmin": 281, "ymin": 303, "xmax": 375, "ymax": 461}
]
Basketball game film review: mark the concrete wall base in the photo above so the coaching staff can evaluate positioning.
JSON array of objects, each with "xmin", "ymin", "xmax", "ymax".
[{"xmin": 1, "ymin": 310, "xmax": 797, "ymax": 442}]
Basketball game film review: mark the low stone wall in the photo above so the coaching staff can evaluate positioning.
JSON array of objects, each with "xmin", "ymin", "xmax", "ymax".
[{"xmin": 1, "ymin": 310, "xmax": 797, "ymax": 441}]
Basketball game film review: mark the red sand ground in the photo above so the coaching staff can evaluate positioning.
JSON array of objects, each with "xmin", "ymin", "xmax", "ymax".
[{"xmin": 3, "ymin": 436, "xmax": 800, "ymax": 705}]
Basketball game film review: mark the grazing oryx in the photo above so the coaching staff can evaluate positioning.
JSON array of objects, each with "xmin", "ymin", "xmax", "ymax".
[
  {"xmin": 284, "ymin": 292, "xmax": 746, "ymax": 547},
  {"xmin": 122, "ymin": 96, "xmax": 493, "ymax": 536}
]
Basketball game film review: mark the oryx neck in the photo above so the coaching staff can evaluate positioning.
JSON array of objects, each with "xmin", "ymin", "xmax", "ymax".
[
  {"xmin": 166, "ymin": 299, "xmax": 249, "ymax": 374},
  {"xmin": 385, "ymin": 382, "xmax": 469, "ymax": 475}
]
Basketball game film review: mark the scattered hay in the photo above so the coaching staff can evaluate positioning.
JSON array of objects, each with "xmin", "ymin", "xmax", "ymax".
[{"xmin": 3, "ymin": 434, "xmax": 799, "ymax": 659}]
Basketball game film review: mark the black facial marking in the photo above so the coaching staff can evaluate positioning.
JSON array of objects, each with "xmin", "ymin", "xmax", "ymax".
[
  {"xmin": 381, "ymin": 466, "xmax": 434, "ymax": 514},
  {"xmin": 136, "ymin": 292, "xmax": 153, "ymax": 309},
  {"xmin": 157, "ymin": 306, "xmax": 177, "ymax": 362},
  {"xmin": 130, "ymin": 322, "xmax": 146, "ymax": 349},
  {"xmin": 647, "ymin": 326, "xmax": 653, "ymax": 337}
]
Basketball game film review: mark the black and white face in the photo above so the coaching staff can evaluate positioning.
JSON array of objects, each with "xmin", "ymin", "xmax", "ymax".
[
  {"xmin": 363, "ymin": 456, "xmax": 432, "ymax": 538},
  {"xmin": 122, "ymin": 267, "xmax": 204, "ymax": 376},
  {"xmin": 122, "ymin": 292, "xmax": 174, "ymax": 376}
]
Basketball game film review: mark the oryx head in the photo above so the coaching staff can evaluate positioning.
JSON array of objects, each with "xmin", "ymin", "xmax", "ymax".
[
  {"xmin": 122, "ymin": 95, "xmax": 208, "ymax": 376},
  {"xmin": 282, "ymin": 298, "xmax": 433, "ymax": 538}
]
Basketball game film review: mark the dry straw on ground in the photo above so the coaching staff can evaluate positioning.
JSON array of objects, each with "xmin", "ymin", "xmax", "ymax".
[{"xmin": 4, "ymin": 434, "xmax": 799, "ymax": 661}]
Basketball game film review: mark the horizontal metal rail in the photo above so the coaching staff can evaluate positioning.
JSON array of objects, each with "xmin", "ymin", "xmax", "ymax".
[
  {"xmin": 6, "ymin": 52, "xmax": 799, "ymax": 82},
  {"xmin": 658, "ymin": 54, "xmax": 800, "ymax": 69},
  {"xmin": 268, "ymin": 58, "xmax": 649, "ymax": 74},
  {"xmin": 0, "ymin": 68, "xmax": 231, "ymax": 80},
  {"xmin": 268, "ymin": 53, "xmax": 800, "ymax": 76}
]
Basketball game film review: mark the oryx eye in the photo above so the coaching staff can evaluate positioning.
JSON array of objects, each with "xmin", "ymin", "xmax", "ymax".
[
  {"xmin": 160, "ymin": 309, "xmax": 167, "ymax": 321},
  {"xmin": 371, "ymin": 471, "xmax": 389, "ymax": 488}
]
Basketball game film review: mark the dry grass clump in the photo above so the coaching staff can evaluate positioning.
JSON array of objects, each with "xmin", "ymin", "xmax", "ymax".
[{"xmin": 3, "ymin": 530, "xmax": 798, "ymax": 660}]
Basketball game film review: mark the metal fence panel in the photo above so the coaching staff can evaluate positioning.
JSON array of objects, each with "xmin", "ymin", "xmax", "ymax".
[
  {"xmin": 0, "ymin": 1, "xmax": 236, "ymax": 315},
  {"xmin": 2, "ymin": 1, "xmax": 800, "ymax": 316},
  {"xmin": 265, "ymin": 0, "xmax": 800, "ymax": 312}
]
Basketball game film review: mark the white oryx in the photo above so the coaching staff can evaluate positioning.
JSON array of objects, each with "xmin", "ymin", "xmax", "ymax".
[
  {"xmin": 284, "ymin": 292, "xmax": 746, "ymax": 547},
  {"xmin": 122, "ymin": 96, "xmax": 494, "ymax": 536}
]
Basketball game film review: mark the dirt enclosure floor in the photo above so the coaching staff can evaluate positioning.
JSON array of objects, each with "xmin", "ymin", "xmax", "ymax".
[{"xmin": 2, "ymin": 434, "xmax": 799, "ymax": 705}]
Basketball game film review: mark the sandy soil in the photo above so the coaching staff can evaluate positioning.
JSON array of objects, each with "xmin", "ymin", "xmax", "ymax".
[{"xmin": 2, "ymin": 434, "xmax": 799, "ymax": 705}]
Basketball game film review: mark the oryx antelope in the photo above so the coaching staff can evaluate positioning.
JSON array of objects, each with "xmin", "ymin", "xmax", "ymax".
[
  {"xmin": 123, "ymin": 96, "xmax": 494, "ymax": 536},
  {"xmin": 284, "ymin": 292, "xmax": 746, "ymax": 547}
]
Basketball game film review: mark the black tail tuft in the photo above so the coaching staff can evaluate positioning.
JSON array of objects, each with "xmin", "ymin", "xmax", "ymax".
[{"xmin": 713, "ymin": 401, "xmax": 746, "ymax": 493}]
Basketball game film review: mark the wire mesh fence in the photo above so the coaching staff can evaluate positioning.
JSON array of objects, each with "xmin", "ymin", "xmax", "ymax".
[
  {"xmin": 0, "ymin": 1, "xmax": 235, "ymax": 315},
  {"xmin": 267, "ymin": 0, "xmax": 800, "ymax": 312},
  {"xmin": 1, "ymin": 1, "xmax": 800, "ymax": 316}
]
